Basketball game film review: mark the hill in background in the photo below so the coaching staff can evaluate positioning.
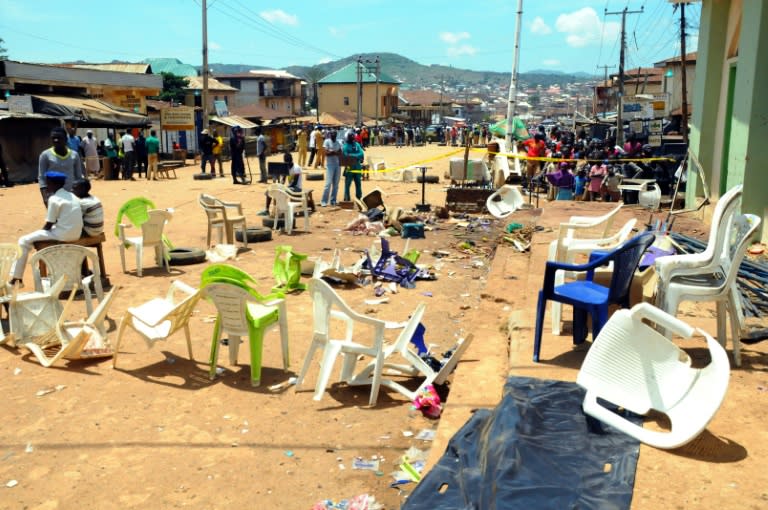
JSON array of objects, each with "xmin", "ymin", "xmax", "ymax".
[{"xmin": 205, "ymin": 52, "xmax": 596, "ymax": 91}]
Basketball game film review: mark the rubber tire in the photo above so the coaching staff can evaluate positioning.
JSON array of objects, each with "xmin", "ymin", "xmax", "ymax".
[
  {"xmin": 193, "ymin": 173, "xmax": 215, "ymax": 180},
  {"xmin": 235, "ymin": 227, "xmax": 273, "ymax": 243},
  {"xmin": 306, "ymin": 172, "xmax": 324, "ymax": 181},
  {"xmin": 417, "ymin": 175, "xmax": 440, "ymax": 184},
  {"xmin": 262, "ymin": 217, "xmax": 295, "ymax": 230},
  {"xmin": 168, "ymin": 247, "xmax": 207, "ymax": 266}
]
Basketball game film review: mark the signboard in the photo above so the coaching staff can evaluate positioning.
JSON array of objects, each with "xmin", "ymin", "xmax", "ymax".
[
  {"xmin": 622, "ymin": 101, "xmax": 653, "ymax": 120},
  {"xmin": 160, "ymin": 106, "xmax": 195, "ymax": 131},
  {"xmin": 214, "ymin": 100, "xmax": 229, "ymax": 117},
  {"xmin": 649, "ymin": 120, "xmax": 663, "ymax": 134},
  {"xmin": 623, "ymin": 94, "xmax": 669, "ymax": 119},
  {"xmin": 648, "ymin": 134, "xmax": 662, "ymax": 147},
  {"xmin": 629, "ymin": 121, "xmax": 643, "ymax": 134},
  {"xmin": 8, "ymin": 95, "xmax": 33, "ymax": 113}
]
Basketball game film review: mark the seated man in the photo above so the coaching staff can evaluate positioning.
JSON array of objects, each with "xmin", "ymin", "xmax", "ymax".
[
  {"xmin": 262, "ymin": 152, "xmax": 314, "ymax": 214},
  {"xmin": 10, "ymin": 171, "xmax": 83, "ymax": 286},
  {"xmin": 72, "ymin": 179, "xmax": 104, "ymax": 237}
]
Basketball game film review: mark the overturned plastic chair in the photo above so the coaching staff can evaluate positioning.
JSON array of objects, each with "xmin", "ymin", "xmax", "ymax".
[
  {"xmin": 577, "ymin": 302, "xmax": 730, "ymax": 449},
  {"xmin": 485, "ymin": 185, "xmax": 524, "ymax": 219},
  {"xmin": 112, "ymin": 280, "xmax": 202, "ymax": 368},
  {"xmin": 8, "ymin": 275, "xmax": 68, "ymax": 347},
  {"xmin": 272, "ymin": 245, "xmax": 307, "ymax": 294},
  {"xmin": 659, "ymin": 212, "xmax": 760, "ymax": 367},
  {"xmin": 118, "ymin": 209, "xmax": 172, "ymax": 277},
  {"xmin": 0, "ymin": 243, "xmax": 21, "ymax": 344},
  {"xmin": 24, "ymin": 285, "xmax": 120, "ymax": 367},
  {"xmin": 295, "ymin": 278, "xmax": 389, "ymax": 406}
]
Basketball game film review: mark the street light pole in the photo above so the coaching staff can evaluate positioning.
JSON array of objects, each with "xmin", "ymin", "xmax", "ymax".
[{"xmin": 201, "ymin": 0, "xmax": 209, "ymax": 131}]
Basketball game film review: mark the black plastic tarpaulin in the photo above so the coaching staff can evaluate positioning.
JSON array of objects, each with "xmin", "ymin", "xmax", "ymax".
[
  {"xmin": 403, "ymin": 377, "xmax": 641, "ymax": 510},
  {"xmin": 31, "ymin": 95, "xmax": 150, "ymax": 127}
]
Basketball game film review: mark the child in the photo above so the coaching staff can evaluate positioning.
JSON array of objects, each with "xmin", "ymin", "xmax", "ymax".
[
  {"xmin": 574, "ymin": 169, "xmax": 588, "ymax": 200},
  {"xmin": 602, "ymin": 168, "xmax": 622, "ymax": 202}
]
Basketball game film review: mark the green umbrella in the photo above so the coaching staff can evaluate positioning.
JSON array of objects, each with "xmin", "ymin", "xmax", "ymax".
[{"xmin": 490, "ymin": 118, "xmax": 530, "ymax": 140}]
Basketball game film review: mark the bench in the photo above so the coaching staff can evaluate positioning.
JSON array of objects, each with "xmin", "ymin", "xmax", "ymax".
[
  {"xmin": 157, "ymin": 161, "xmax": 184, "ymax": 179},
  {"xmin": 33, "ymin": 232, "xmax": 110, "ymax": 287}
]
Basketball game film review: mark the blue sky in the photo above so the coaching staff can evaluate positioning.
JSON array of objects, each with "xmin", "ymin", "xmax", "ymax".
[{"xmin": 0, "ymin": 0, "xmax": 698, "ymax": 75}]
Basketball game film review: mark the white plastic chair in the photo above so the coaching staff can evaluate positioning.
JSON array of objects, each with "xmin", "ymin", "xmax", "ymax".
[
  {"xmin": 118, "ymin": 209, "xmax": 172, "ymax": 277},
  {"xmin": 659, "ymin": 213, "xmax": 760, "ymax": 367},
  {"xmin": 577, "ymin": 303, "xmax": 730, "ymax": 450},
  {"xmin": 295, "ymin": 278, "xmax": 388, "ymax": 406},
  {"xmin": 24, "ymin": 285, "xmax": 120, "ymax": 367},
  {"xmin": 367, "ymin": 156, "xmax": 387, "ymax": 180},
  {"xmin": 548, "ymin": 217, "xmax": 638, "ymax": 335},
  {"xmin": 198, "ymin": 194, "xmax": 248, "ymax": 248},
  {"xmin": 268, "ymin": 187, "xmax": 310, "ymax": 235},
  {"xmin": 655, "ymin": 184, "xmax": 743, "ymax": 336},
  {"xmin": 485, "ymin": 185, "xmax": 525, "ymax": 219},
  {"xmin": 0, "ymin": 243, "xmax": 21, "ymax": 344},
  {"xmin": 8, "ymin": 275, "xmax": 68, "ymax": 347},
  {"xmin": 30, "ymin": 244, "xmax": 105, "ymax": 321},
  {"xmin": 112, "ymin": 280, "xmax": 202, "ymax": 368},
  {"xmin": 201, "ymin": 281, "xmax": 289, "ymax": 387},
  {"xmin": 638, "ymin": 182, "xmax": 662, "ymax": 210}
]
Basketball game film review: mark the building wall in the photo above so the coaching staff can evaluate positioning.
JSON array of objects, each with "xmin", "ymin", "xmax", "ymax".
[
  {"xmin": 689, "ymin": 0, "xmax": 767, "ymax": 241},
  {"xmin": 318, "ymin": 83, "xmax": 398, "ymax": 122}
]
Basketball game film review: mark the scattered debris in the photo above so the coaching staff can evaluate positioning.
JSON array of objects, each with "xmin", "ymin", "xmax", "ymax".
[{"xmin": 35, "ymin": 385, "xmax": 66, "ymax": 397}]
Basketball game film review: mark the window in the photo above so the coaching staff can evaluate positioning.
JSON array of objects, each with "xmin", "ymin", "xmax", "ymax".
[{"xmin": 344, "ymin": 97, "xmax": 350, "ymax": 106}]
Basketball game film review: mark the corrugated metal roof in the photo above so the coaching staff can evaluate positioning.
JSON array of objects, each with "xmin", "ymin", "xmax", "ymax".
[
  {"xmin": 210, "ymin": 115, "xmax": 258, "ymax": 129},
  {"xmin": 184, "ymin": 76, "xmax": 238, "ymax": 92},
  {"xmin": 63, "ymin": 63, "xmax": 152, "ymax": 74},
  {"xmin": 318, "ymin": 63, "xmax": 399, "ymax": 85},
  {"xmin": 144, "ymin": 58, "xmax": 198, "ymax": 77},
  {"xmin": 215, "ymin": 70, "xmax": 302, "ymax": 80},
  {"xmin": 1, "ymin": 60, "xmax": 162, "ymax": 90}
]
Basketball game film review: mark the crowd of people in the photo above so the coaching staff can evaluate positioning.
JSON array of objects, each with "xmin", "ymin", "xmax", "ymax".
[{"xmin": 519, "ymin": 125, "xmax": 681, "ymax": 204}]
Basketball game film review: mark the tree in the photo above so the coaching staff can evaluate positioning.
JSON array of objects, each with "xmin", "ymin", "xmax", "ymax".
[
  {"xmin": 303, "ymin": 67, "xmax": 326, "ymax": 112},
  {"xmin": 158, "ymin": 72, "xmax": 189, "ymax": 104},
  {"xmin": 0, "ymin": 37, "xmax": 8, "ymax": 61}
]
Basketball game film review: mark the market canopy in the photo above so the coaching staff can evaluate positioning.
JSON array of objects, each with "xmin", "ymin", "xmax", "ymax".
[{"xmin": 31, "ymin": 95, "xmax": 150, "ymax": 127}]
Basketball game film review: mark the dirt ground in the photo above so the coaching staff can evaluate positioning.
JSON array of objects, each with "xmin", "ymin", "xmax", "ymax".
[{"xmin": 0, "ymin": 142, "xmax": 766, "ymax": 509}]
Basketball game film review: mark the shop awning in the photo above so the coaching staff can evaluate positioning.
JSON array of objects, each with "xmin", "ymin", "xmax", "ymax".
[
  {"xmin": 210, "ymin": 115, "xmax": 258, "ymax": 129},
  {"xmin": 30, "ymin": 95, "xmax": 150, "ymax": 127}
]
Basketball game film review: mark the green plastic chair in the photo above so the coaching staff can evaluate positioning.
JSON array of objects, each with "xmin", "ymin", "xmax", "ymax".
[
  {"xmin": 272, "ymin": 245, "xmax": 307, "ymax": 294},
  {"xmin": 114, "ymin": 197, "xmax": 156, "ymax": 238},
  {"xmin": 200, "ymin": 264, "xmax": 289, "ymax": 386}
]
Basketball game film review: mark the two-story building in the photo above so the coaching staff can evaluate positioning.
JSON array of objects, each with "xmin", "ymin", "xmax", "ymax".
[
  {"xmin": 317, "ymin": 63, "xmax": 400, "ymax": 124},
  {"xmin": 216, "ymin": 70, "xmax": 304, "ymax": 117}
]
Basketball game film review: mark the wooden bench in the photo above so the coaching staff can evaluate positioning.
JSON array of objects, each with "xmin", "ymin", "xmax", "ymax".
[
  {"xmin": 157, "ymin": 161, "xmax": 184, "ymax": 179},
  {"xmin": 33, "ymin": 232, "xmax": 110, "ymax": 287}
]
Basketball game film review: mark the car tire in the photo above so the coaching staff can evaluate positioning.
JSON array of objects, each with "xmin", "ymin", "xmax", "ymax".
[
  {"xmin": 417, "ymin": 175, "xmax": 440, "ymax": 184},
  {"xmin": 306, "ymin": 172, "xmax": 324, "ymax": 181},
  {"xmin": 262, "ymin": 217, "xmax": 294, "ymax": 230},
  {"xmin": 168, "ymin": 247, "xmax": 207, "ymax": 266},
  {"xmin": 193, "ymin": 173, "xmax": 215, "ymax": 180},
  {"xmin": 235, "ymin": 227, "xmax": 273, "ymax": 243}
]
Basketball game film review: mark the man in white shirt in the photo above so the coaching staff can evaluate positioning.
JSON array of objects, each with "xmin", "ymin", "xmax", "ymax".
[
  {"xmin": 10, "ymin": 171, "xmax": 83, "ymax": 285},
  {"xmin": 121, "ymin": 130, "xmax": 136, "ymax": 180},
  {"xmin": 80, "ymin": 130, "xmax": 100, "ymax": 177}
]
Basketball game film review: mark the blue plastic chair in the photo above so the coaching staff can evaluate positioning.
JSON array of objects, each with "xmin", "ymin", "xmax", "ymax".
[{"xmin": 533, "ymin": 232, "xmax": 655, "ymax": 362}]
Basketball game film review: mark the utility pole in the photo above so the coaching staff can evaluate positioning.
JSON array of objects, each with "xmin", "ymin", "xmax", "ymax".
[
  {"xmin": 201, "ymin": 0, "xmax": 209, "ymax": 131},
  {"xmin": 605, "ymin": 6, "xmax": 643, "ymax": 146},
  {"xmin": 356, "ymin": 56, "xmax": 363, "ymax": 126},
  {"xmin": 438, "ymin": 75, "xmax": 444, "ymax": 124},
  {"xmin": 679, "ymin": 2, "xmax": 689, "ymax": 146},
  {"xmin": 375, "ymin": 56, "xmax": 380, "ymax": 127},
  {"xmin": 596, "ymin": 64, "xmax": 614, "ymax": 120},
  {"xmin": 505, "ymin": 0, "xmax": 523, "ymax": 148}
]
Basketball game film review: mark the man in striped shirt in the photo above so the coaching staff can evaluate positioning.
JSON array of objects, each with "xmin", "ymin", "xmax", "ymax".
[{"xmin": 72, "ymin": 179, "xmax": 104, "ymax": 237}]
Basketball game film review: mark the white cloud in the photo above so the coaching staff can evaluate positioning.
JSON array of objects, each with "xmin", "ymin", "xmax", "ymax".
[
  {"xmin": 318, "ymin": 58, "xmax": 332, "ymax": 65},
  {"xmin": 530, "ymin": 16, "xmax": 552, "ymax": 35},
  {"xmin": 260, "ymin": 9, "xmax": 298, "ymax": 26},
  {"xmin": 555, "ymin": 7, "xmax": 620, "ymax": 48},
  {"xmin": 446, "ymin": 45, "xmax": 477, "ymax": 57},
  {"xmin": 328, "ymin": 26, "xmax": 345, "ymax": 38},
  {"xmin": 209, "ymin": 41, "xmax": 221, "ymax": 51},
  {"xmin": 440, "ymin": 31, "xmax": 470, "ymax": 45},
  {"xmin": 542, "ymin": 59, "xmax": 560, "ymax": 66}
]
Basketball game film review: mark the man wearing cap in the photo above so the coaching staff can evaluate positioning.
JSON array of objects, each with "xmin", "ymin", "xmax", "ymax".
[
  {"xmin": 9, "ymin": 171, "xmax": 83, "ymax": 285},
  {"xmin": 38, "ymin": 126, "xmax": 84, "ymax": 206},
  {"xmin": 199, "ymin": 129, "xmax": 218, "ymax": 175},
  {"xmin": 80, "ymin": 130, "xmax": 100, "ymax": 178}
]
